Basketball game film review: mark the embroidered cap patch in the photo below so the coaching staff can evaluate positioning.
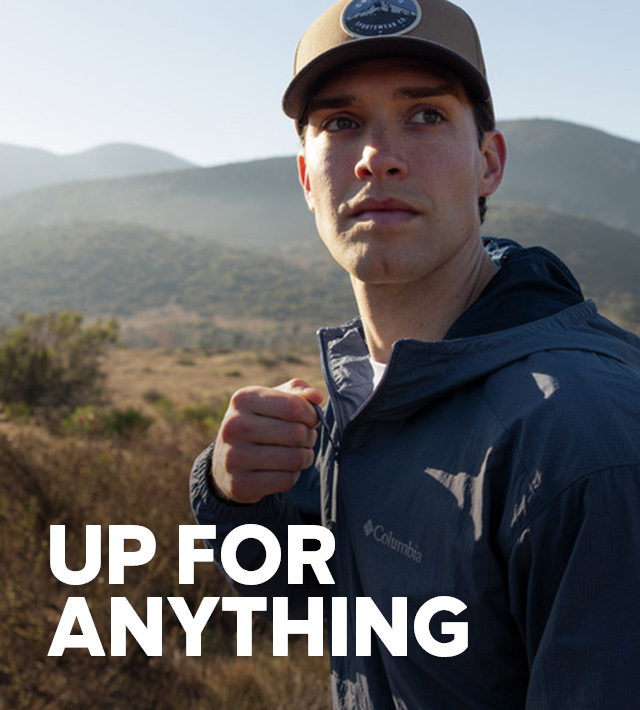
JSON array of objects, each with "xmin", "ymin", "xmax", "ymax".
[{"xmin": 341, "ymin": 0, "xmax": 422, "ymax": 38}]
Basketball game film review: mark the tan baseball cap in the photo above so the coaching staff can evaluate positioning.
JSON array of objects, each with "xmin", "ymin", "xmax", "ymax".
[{"xmin": 282, "ymin": 0, "xmax": 492, "ymax": 121}]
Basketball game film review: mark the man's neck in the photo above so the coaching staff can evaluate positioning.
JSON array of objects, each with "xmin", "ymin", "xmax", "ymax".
[{"xmin": 352, "ymin": 244, "xmax": 499, "ymax": 362}]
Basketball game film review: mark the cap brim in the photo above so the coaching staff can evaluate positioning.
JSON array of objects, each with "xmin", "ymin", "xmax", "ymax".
[{"xmin": 282, "ymin": 36, "xmax": 491, "ymax": 119}]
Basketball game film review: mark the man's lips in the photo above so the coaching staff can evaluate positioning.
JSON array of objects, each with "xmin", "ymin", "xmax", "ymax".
[
  {"xmin": 350, "ymin": 198, "xmax": 420, "ymax": 216},
  {"xmin": 348, "ymin": 198, "xmax": 421, "ymax": 225}
]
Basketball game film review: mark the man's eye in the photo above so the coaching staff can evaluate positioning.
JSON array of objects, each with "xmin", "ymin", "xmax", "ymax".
[
  {"xmin": 409, "ymin": 109, "xmax": 444, "ymax": 125},
  {"xmin": 324, "ymin": 116, "xmax": 357, "ymax": 131}
]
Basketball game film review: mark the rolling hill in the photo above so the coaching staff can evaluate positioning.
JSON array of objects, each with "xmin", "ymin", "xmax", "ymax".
[
  {"xmin": 0, "ymin": 157, "xmax": 315, "ymax": 250},
  {"xmin": 498, "ymin": 119, "xmax": 640, "ymax": 234},
  {"xmin": 0, "ymin": 143, "xmax": 194, "ymax": 198},
  {"xmin": 0, "ymin": 119, "xmax": 638, "ymax": 344},
  {"xmin": 0, "ymin": 205, "xmax": 638, "ymax": 340},
  {"xmin": 0, "ymin": 222, "xmax": 355, "ymax": 346}
]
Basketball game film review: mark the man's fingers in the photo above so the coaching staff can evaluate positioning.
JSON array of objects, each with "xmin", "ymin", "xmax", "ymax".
[
  {"xmin": 211, "ymin": 379, "xmax": 325, "ymax": 505},
  {"xmin": 225, "ymin": 442, "xmax": 316, "ymax": 476},
  {"xmin": 222, "ymin": 410, "xmax": 318, "ymax": 448},
  {"xmin": 231, "ymin": 381, "xmax": 323, "ymax": 429}
]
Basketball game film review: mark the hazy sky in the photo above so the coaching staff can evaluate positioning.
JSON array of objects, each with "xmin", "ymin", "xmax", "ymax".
[{"xmin": 2, "ymin": 0, "xmax": 638, "ymax": 166}]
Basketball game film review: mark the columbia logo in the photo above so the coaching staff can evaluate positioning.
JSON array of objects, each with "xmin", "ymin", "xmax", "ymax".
[{"xmin": 363, "ymin": 519, "xmax": 423, "ymax": 564}]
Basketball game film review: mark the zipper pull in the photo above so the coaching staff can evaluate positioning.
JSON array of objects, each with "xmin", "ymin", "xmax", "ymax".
[{"xmin": 312, "ymin": 402, "xmax": 339, "ymax": 451}]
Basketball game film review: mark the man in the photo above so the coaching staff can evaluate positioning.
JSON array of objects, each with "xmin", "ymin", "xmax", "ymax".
[{"xmin": 191, "ymin": 0, "xmax": 640, "ymax": 707}]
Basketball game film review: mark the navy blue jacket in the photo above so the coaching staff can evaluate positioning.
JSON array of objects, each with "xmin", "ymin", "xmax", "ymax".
[{"xmin": 191, "ymin": 239, "xmax": 640, "ymax": 709}]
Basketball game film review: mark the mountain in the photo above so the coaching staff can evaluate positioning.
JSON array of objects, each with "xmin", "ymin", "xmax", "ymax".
[
  {"xmin": 0, "ymin": 143, "xmax": 194, "ymax": 198},
  {"xmin": 498, "ymin": 120, "xmax": 640, "ymax": 234},
  {"xmin": 0, "ymin": 156, "xmax": 316, "ymax": 250},
  {"xmin": 0, "ymin": 119, "xmax": 638, "ymax": 343}
]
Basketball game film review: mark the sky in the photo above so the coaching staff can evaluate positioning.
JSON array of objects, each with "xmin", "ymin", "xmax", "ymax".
[{"xmin": 1, "ymin": 0, "xmax": 639, "ymax": 167}]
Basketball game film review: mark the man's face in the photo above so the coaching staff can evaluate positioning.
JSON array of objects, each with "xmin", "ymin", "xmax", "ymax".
[{"xmin": 297, "ymin": 58, "xmax": 505, "ymax": 287}]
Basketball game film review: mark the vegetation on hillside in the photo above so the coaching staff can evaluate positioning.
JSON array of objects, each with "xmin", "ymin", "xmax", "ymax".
[
  {"xmin": 0, "ymin": 223, "xmax": 356, "ymax": 349},
  {"xmin": 2, "ymin": 207, "xmax": 639, "ymax": 350},
  {"xmin": 0, "ymin": 120, "xmax": 638, "ymax": 347},
  {"xmin": 0, "ymin": 312, "xmax": 118, "ymax": 416}
]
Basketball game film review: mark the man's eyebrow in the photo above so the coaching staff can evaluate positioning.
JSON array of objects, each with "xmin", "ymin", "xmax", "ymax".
[
  {"xmin": 305, "ymin": 83, "xmax": 462, "ymax": 116},
  {"xmin": 306, "ymin": 95, "xmax": 356, "ymax": 115},
  {"xmin": 394, "ymin": 83, "xmax": 462, "ymax": 100}
]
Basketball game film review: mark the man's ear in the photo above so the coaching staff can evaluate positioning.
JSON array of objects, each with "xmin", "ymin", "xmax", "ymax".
[
  {"xmin": 479, "ymin": 130, "xmax": 507, "ymax": 198},
  {"xmin": 297, "ymin": 152, "xmax": 315, "ymax": 212}
]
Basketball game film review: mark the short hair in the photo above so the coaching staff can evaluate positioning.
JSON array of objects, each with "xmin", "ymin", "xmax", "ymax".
[{"xmin": 471, "ymin": 98, "xmax": 495, "ymax": 224}]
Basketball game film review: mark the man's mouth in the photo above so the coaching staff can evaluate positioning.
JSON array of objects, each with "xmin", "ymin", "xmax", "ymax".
[{"xmin": 349, "ymin": 198, "xmax": 420, "ymax": 225}]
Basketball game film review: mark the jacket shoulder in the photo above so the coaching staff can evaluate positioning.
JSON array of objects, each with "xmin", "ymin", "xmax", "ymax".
[{"xmin": 483, "ymin": 346, "xmax": 640, "ymax": 542}]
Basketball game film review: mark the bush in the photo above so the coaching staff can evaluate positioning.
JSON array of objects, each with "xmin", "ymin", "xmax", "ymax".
[
  {"xmin": 102, "ymin": 407, "xmax": 153, "ymax": 438},
  {"xmin": 62, "ymin": 405, "xmax": 153, "ymax": 438},
  {"xmin": 0, "ymin": 311, "xmax": 118, "ymax": 412},
  {"xmin": 151, "ymin": 395, "xmax": 180, "ymax": 422},
  {"xmin": 1, "ymin": 401, "xmax": 31, "ymax": 422}
]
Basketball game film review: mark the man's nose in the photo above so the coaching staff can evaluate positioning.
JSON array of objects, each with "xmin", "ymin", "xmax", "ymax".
[{"xmin": 354, "ymin": 127, "xmax": 408, "ymax": 181}]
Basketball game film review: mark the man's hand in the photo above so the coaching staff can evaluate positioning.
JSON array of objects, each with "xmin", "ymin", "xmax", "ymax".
[{"xmin": 211, "ymin": 379, "xmax": 324, "ymax": 504}]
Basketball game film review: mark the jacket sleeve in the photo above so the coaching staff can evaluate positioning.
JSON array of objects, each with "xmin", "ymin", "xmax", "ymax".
[
  {"xmin": 507, "ymin": 464, "xmax": 640, "ymax": 709},
  {"xmin": 189, "ymin": 441, "xmax": 328, "ymax": 617}
]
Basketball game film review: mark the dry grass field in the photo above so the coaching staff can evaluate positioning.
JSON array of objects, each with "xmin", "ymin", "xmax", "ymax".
[
  {"xmin": 102, "ymin": 346, "xmax": 326, "ymax": 414},
  {"xmin": 0, "ymin": 346, "xmax": 332, "ymax": 710}
]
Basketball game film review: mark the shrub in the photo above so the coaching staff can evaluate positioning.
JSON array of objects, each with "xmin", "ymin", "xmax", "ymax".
[
  {"xmin": 142, "ymin": 388, "xmax": 165, "ymax": 403},
  {"xmin": 61, "ymin": 405, "xmax": 105, "ymax": 435},
  {"xmin": 2, "ymin": 401, "xmax": 32, "ymax": 422},
  {"xmin": 0, "ymin": 311, "xmax": 119, "ymax": 412},
  {"xmin": 102, "ymin": 407, "xmax": 153, "ymax": 438},
  {"xmin": 62, "ymin": 405, "xmax": 153, "ymax": 438},
  {"xmin": 151, "ymin": 395, "xmax": 180, "ymax": 423}
]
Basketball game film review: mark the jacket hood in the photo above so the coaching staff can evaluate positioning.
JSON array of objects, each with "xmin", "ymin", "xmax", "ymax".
[
  {"xmin": 318, "ymin": 239, "xmax": 640, "ymax": 425},
  {"xmin": 446, "ymin": 237, "xmax": 584, "ymax": 338}
]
